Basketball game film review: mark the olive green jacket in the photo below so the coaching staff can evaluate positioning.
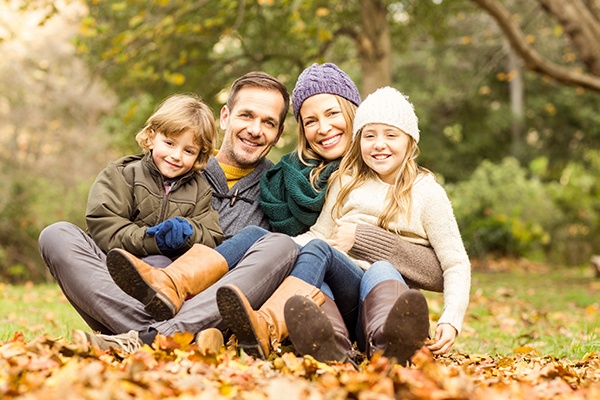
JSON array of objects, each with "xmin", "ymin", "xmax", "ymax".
[{"xmin": 86, "ymin": 153, "xmax": 223, "ymax": 257}]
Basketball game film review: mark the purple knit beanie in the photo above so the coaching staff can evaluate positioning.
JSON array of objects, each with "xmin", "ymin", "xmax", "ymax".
[{"xmin": 291, "ymin": 63, "xmax": 361, "ymax": 120}]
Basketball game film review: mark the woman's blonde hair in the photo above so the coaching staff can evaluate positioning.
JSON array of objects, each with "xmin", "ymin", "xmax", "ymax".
[
  {"xmin": 331, "ymin": 128, "xmax": 432, "ymax": 231},
  {"xmin": 135, "ymin": 93, "xmax": 217, "ymax": 171},
  {"xmin": 295, "ymin": 95, "xmax": 358, "ymax": 190}
]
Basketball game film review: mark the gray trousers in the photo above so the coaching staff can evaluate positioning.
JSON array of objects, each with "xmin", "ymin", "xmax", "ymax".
[{"xmin": 38, "ymin": 221, "xmax": 297, "ymax": 336}]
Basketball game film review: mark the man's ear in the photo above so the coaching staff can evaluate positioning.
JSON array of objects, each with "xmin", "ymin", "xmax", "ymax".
[{"xmin": 219, "ymin": 106, "xmax": 230, "ymax": 130}]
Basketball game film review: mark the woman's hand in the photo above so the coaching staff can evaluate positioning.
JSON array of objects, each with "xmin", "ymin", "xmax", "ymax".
[
  {"xmin": 327, "ymin": 220, "xmax": 358, "ymax": 252},
  {"xmin": 426, "ymin": 323, "xmax": 457, "ymax": 355}
]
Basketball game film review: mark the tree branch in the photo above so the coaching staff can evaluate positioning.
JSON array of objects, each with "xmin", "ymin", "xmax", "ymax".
[{"xmin": 471, "ymin": 0, "xmax": 600, "ymax": 92}]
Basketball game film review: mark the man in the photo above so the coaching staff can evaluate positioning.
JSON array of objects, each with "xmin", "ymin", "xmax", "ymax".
[
  {"xmin": 203, "ymin": 72, "xmax": 289, "ymax": 238},
  {"xmin": 38, "ymin": 71, "xmax": 294, "ymax": 351}
]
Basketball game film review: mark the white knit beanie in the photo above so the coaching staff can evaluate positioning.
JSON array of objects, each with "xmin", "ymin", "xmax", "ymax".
[{"xmin": 352, "ymin": 86, "xmax": 420, "ymax": 143}]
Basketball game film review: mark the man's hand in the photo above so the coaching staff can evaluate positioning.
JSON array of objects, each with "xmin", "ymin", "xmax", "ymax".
[
  {"xmin": 426, "ymin": 323, "xmax": 457, "ymax": 355},
  {"xmin": 326, "ymin": 220, "xmax": 358, "ymax": 252}
]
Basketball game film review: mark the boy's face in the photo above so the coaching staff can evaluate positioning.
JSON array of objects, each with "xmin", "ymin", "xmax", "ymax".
[
  {"xmin": 150, "ymin": 130, "xmax": 200, "ymax": 179},
  {"xmin": 216, "ymin": 87, "xmax": 285, "ymax": 169}
]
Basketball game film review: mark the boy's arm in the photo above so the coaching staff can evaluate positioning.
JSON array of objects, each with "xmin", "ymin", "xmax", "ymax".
[{"xmin": 85, "ymin": 164, "xmax": 159, "ymax": 255}]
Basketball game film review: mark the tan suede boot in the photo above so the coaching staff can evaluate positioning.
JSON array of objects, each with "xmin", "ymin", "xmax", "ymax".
[
  {"xmin": 195, "ymin": 328, "xmax": 224, "ymax": 355},
  {"xmin": 107, "ymin": 244, "xmax": 228, "ymax": 321},
  {"xmin": 285, "ymin": 294, "xmax": 356, "ymax": 365},
  {"xmin": 361, "ymin": 280, "xmax": 430, "ymax": 366},
  {"xmin": 216, "ymin": 276, "xmax": 325, "ymax": 359}
]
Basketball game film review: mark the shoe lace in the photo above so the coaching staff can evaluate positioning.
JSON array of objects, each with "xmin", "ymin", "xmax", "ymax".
[{"xmin": 97, "ymin": 331, "xmax": 143, "ymax": 354}]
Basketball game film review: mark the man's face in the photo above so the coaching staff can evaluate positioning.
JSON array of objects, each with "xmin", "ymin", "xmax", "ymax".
[{"xmin": 216, "ymin": 87, "xmax": 285, "ymax": 169}]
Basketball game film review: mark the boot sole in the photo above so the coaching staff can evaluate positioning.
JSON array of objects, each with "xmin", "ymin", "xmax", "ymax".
[
  {"xmin": 382, "ymin": 290, "xmax": 430, "ymax": 366},
  {"xmin": 216, "ymin": 286, "xmax": 267, "ymax": 359},
  {"xmin": 107, "ymin": 249, "xmax": 175, "ymax": 321},
  {"xmin": 285, "ymin": 296, "xmax": 348, "ymax": 362}
]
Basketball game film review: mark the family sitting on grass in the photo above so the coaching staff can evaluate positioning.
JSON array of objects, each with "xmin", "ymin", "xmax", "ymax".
[{"xmin": 39, "ymin": 63, "xmax": 471, "ymax": 366}]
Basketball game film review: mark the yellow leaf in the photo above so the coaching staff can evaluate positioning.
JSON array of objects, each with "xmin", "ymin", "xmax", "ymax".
[
  {"xmin": 513, "ymin": 345, "xmax": 537, "ymax": 354},
  {"xmin": 316, "ymin": 7, "xmax": 329, "ymax": 17},
  {"xmin": 554, "ymin": 24, "xmax": 564, "ymax": 36},
  {"xmin": 129, "ymin": 14, "xmax": 144, "ymax": 28},
  {"xmin": 111, "ymin": 2, "xmax": 126, "ymax": 12},
  {"xmin": 165, "ymin": 73, "xmax": 186, "ymax": 86}
]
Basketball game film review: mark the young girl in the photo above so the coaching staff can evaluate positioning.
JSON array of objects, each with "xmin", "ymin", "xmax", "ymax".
[
  {"xmin": 218, "ymin": 87, "xmax": 470, "ymax": 365},
  {"xmin": 291, "ymin": 86, "xmax": 471, "ymax": 364}
]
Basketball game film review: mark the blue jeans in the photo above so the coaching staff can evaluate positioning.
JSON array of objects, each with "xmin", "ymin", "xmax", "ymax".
[
  {"xmin": 143, "ymin": 225, "xmax": 270, "ymax": 270},
  {"xmin": 290, "ymin": 239, "xmax": 364, "ymax": 336},
  {"xmin": 215, "ymin": 226, "xmax": 270, "ymax": 270},
  {"xmin": 359, "ymin": 260, "xmax": 407, "ymax": 302}
]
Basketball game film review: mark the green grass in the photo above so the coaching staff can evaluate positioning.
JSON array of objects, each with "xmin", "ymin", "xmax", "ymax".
[
  {"xmin": 0, "ymin": 282, "xmax": 87, "ymax": 342},
  {"xmin": 1, "ymin": 264, "xmax": 599, "ymax": 360},
  {"xmin": 427, "ymin": 263, "xmax": 600, "ymax": 360}
]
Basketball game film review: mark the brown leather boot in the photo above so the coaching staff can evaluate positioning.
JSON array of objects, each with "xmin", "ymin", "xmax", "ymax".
[
  {"xmin": 361, "ymin": 280, "xmax": 430, "ymax": 366},
  {"xmin": 107, "ymin": 244, "xmax": 228, "ymax": 321},
  {"xmin": 285, "ymin": 294, "xmax": 356, "ymax": 365},
  {"xmin": 216, "ymin": 276, "xmax": 325, "ymax": 359}
]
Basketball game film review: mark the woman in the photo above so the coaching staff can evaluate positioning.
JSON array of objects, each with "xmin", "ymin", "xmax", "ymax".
[{"xmin": 258, "ymin": 62, "xmax": 362, "ymax": 236}]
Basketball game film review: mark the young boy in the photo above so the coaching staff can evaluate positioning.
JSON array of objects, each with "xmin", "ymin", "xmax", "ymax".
[{"xmin": 86, "ymin": 93, "xmax": 224, "ymax": 258}]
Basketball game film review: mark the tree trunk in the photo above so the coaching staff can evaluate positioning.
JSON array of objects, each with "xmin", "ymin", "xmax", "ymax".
[
  {"xmin": 357, "ymin": 0, "xmax": 392, "ymax": 95},
  {"xmin": 507, "ymin": 43, "xmax": 525, "ymax": 159}
]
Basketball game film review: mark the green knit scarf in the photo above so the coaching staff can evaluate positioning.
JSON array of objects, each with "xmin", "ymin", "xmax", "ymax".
[{"xmin": 259, "ymin": 152, "xmax": 340, "ymax": 236}]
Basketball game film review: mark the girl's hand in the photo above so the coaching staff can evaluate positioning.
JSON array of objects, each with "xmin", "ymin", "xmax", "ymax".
[
  {"xmin": 426, "ymin": 323, "xmax": 457, "ymax": 355},
  {"xmin": 327, "ymin": 220, "xmax": 357, "ymax": 252}
]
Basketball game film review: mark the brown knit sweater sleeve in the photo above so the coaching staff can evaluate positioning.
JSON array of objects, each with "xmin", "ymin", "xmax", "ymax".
[{"xmin": 349, "ymin": 224, "xmax": 444, "ymax": 292}]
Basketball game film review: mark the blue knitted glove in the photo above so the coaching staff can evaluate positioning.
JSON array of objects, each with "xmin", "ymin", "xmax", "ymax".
[{"xmin": 146, "ymin": 217, "xmax": 193, "ymax": 254}]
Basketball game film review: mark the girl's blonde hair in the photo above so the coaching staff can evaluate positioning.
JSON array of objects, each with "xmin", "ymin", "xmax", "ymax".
[
  {"xmin": 295, "ymin": 95, "xmax": 358, "ymax": 190},
  {"xmin": 331, "ymin": 127, "xmax": 432, "ymax": 231},
  {"xmin": 135, "ymin": 93, "xmax": 217, "ymax": 171}
]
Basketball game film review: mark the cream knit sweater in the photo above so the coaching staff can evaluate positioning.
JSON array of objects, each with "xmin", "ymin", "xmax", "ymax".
[{"xmin": 294, "ymin": 173, "xmax": 471, "ymax": 333}]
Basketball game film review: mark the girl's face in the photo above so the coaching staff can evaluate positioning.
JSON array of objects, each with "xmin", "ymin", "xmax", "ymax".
[
  {"xmin": 360, "ymin": 123, "xmax": 411, "ymax": 184},
  {"xmin": 300, "ymin": 93, "xmax": 350, "ymax": 161},
  {"xmin": 150, "ymin": 130, "xmax": 200, "ymax": 179}
]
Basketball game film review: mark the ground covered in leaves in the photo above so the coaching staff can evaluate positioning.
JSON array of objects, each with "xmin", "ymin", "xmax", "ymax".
[
  {"xmin": 1, "ymin": 260, "xmax": 599, "ymax": 399},
  {"xmin": 1, "ymin": 330, "xmax": 599, "ymax": 399}
]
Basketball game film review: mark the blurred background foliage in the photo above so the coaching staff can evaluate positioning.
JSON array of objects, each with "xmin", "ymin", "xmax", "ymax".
[{"xmin": 1, "ymin": 0, "xmax": 599, "ymax": 282}]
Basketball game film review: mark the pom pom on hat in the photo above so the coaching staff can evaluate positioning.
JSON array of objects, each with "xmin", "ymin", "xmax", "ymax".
[
  {"xmin": 291, "ymin": 63, "xmax": 361, "ymax": 120},
  {"xmin": 353, "ymin": 86, "xmax": 420, "ymax": 143}
]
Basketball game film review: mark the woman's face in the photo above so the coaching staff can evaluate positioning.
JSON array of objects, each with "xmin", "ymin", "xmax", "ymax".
[{"xmin": 299, "ymin": 93, "xmax": 350, "ymax": 161}]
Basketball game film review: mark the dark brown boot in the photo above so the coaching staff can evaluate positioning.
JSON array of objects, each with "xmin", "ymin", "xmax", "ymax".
[
  {"xmin": 361, "ymin": 280, "xmax": 429, "ymax": 366},
  {"xmin": 285, "ymin": 295, "xmax": 356, "ymax": 364},
  {"xmin": 217, "ymin": 276, "xmax": 325, "ymax": 359},
  {"xmin": 107, "ymin": 244, "xmax": 228, "ymax": 321}
]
